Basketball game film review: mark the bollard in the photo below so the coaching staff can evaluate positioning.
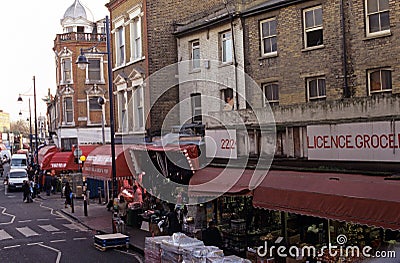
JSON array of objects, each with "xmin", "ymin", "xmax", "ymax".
[
  {"xmin": 98, "ymin": 187, "xmax": 102, "ymax": 204},
  {"xmin": 71, "ymin": 194, "xmax": 75, "ymax": 213},
  {"xmin": 87, "ymin": 190, "xmax": 90, "ymax": 205},
  {"xmin": 84, "ymin": 194, "xmax": 88, "ymax": 216}
]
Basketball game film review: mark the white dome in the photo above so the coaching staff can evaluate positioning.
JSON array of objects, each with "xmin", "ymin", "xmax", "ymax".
[{"xmin": 63, "ymin": 0, "xmax": 91, "ymax": 20}]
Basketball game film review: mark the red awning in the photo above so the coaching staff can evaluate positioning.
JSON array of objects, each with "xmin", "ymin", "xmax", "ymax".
[
  {"xmin": 82, "ymin": 144, "xmax": 134, "ymax": 180},
  {"xmin": 38, "ymin": 145, "xmax": 58, "ymax": 167},
  {"xmin": 253, "ymin": 170, "xmax": 400, "ymax": 230},
  {"xmin": 188, "ymin": 167, "xmax": 266, "ymax": 196},
  {"xmin": 42, "ymin": 145, "xmax": 98, "ymax": 171}
]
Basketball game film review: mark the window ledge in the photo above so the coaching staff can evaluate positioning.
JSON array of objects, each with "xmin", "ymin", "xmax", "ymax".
[
  {"xmin": 364, "ymin": 31, "xmax": 392, "ymax": 41},
  {"xmin": 189, "ymin": 68, "xmax": 201, "ymax": 74},
  {"xmin": 127, "ymin": 56, "xmax": 145, "ymax": 65},
  {"xmin": 301, "ymin": 45, "xmax": 324, "ymax": 52},
  {"xmin": 85, "ymin": 81, "xmax": 105, "ymax": 85},
  {"xmin": 218, "ymin": 61, "xmax": 234, "ymax": 68},
  {"xmin": 259, "ymin": 53, "xmax": 278, "ymax": 60}
]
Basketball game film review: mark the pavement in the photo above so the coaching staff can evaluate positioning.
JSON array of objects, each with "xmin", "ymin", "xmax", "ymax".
[{"xmin": 40, "ymin": 192, "xmax": 151, "ymax": 255}]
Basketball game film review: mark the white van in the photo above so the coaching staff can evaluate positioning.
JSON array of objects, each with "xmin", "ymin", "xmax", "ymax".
[
  {"xmin": 11, "ymin": 154, "xmax": 28, "ymax": 170},
  {"xmin": 8, "ymin": 168, "xmax": 29, "ymax": 191}
]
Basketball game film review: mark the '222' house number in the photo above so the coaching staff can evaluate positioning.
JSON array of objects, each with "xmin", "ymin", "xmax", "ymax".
[{"xmin": 220, "ymin": 139, "xmax": 236, "ymax": 149}]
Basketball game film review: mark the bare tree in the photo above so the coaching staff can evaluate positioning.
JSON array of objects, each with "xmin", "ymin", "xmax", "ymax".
[{"xmin": 10, "ymin": 120, "xmax": 31, "ymax": 137}]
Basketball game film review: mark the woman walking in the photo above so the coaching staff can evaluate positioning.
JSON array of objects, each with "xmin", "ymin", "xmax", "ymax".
[{"xmin": 64, "ymin": 182, "xmax": 72, "ymax": 208}]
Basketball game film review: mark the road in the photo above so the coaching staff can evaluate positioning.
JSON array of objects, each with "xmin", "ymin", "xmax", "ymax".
[{"xmin": 0, "ymin": 183, "xmax": 143, "ymax": 263}]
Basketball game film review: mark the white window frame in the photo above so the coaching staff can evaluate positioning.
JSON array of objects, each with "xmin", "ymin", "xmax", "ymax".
[
  {"xmin": 63, "ymin": 96, "xmax": 74, "ymax": 125},
  {"xmin": 130, "ymin": 17, "xmax": 142, "ymax": 61},
  {"xmin": 191, "ymin": 40, "xmax": 200, "ymax": 70},
  {"xmin": 368, "ymin": 68, "xmax": 392, "ymax": 94},
  {"xmin": 303, "ymin": 6, "xmax": 323, "ymax": 49},
  {"xmin": 86, "ymin": 57, "xmax": 104, "ymax": 84},
  {"xmin": 260, "ymin": 18, "xmax": 277, "ymax": 57},
  {"xmin": 365, "ymin": 0, "xmax": 390, "ymax": 37},
  {"xmin": 220, "ymin": 30, "xmax": 233, "ymax": 63},
  {"xmin": 134, "ymin": 86, "xmax": 145, "ymax": 131},
  {"xmin": 191, "ymin": 93, "xmax": 202, "ymax": 123},
  {"xmin": 262, "ymin": 83, "xmax": 279, "ymax": 106},
  {"xmin": 307, "ymin": 76, "xmax": 326, "ymax": 101},
  {"xmin": 61, "ymin": 58, "xmax": 72, "ymax": 84},
  {"xmin": 115, "ymin": 26, "xmax": 125, "ymax": 67},
  {"xmin": 117, "ymin": 89, "xmax": 128, "ymax": 133}
]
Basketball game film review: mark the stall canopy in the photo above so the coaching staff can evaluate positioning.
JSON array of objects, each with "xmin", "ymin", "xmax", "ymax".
[
  {"xmin": 188, "ymin": 167, "xmax": 267, "ymax": 197},
  {"xmin": 253, "ymin": 170, "xmax": 400, "ymax": 230},
  {"xmin": 82, "ymin": 144, "xmax": 133, "ymax": 180},
  {"xmin": 38, "ymin": 145, "xmax": 58, "ymax": 168},
  {"xmin": 42, "ymin": 145, "xmax": 98, "ymax": 171}
]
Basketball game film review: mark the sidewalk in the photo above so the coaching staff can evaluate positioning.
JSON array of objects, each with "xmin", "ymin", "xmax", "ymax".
[{"xmin": 42, "ymin": 194, "xmax": 151, "ymax": 254}]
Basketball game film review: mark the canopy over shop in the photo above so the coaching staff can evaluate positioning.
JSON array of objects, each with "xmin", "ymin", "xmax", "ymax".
[
  {"xmin": 41, "ymin": 145, "xmax": 98, "ymax": 172},
  {"xmin": 185, "ymin": 167, "xmax": 400, "ymax": 261},
  {"xmin": 37, "ymin": 145, "xmax": 58, "ymax": 169}
]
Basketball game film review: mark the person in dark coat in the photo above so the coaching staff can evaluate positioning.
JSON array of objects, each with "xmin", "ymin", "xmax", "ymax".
[
  {"xmin": 64, "ymin": 182, "xmax": 72, "ymax": 208},
  {"xmin": 203, "ymin": 221, "xmax": 223, "ymax": 248},
  {"xmin": 45, "ymin": 172, "xmax": 52, "ymax": 196},
  {"xmin": 166, "ymin": 204, "xmax": 182, "ymax": 235},
  {"xmin": 22, "ymin": 180, "xmax": 32, "ymax": 203}
]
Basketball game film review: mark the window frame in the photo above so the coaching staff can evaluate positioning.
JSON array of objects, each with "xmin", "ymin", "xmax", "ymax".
[
  {"xmin": 306, "ymin": 76, "xmax": 326, "ymax": 101},
  {"xmin": 63, "ymin": 96, "xmax": 74, "ymax": 124},
  {"xmin": 262, "ymin": 83, "xmax": 279, "ymax": 106},
  {"xmin": 191, "ymin": 93, "xmax": 202, "ymax": 123},
  {"xmin": 191, "ymin": 40, "xmax": 201, "ymax": 70},
  {"xmin": 260, "ymin": 18, "xmax": 277, "ymax": 57},
  {"xmin": 368, "ymin": 68, "xmax": 392, "ymax": 94},
  {"xmin": 134, "ymin": 86, "xmax": 145, "ymax": 131},
  {"xmin": 130, "ymin": 17, "xmax": 142, "ymax": 61},
  {"xmin": 115, "ymin": 26, "xmax": 125, "ymax": 67},
  {"xmin": 303, "ymin": 5, "xmax": 323, "ymax": 49},
  {"xmin": 61, "ymin": 58, "xmax": 72, "ymax": 84},
  {"xmin": 87, "ymin": 58, "xmax": 102, "ymax": 83},
  {"xmin": 365, "ymin": 0, "xmax": 390, "ymax": 37},
  {"xmin": 220, "ymin": 30, "xmax": 233, "ymax": 64},
  {"xmin": 88, "ymin": 96, "xmax": 103, "ymax": 111}
]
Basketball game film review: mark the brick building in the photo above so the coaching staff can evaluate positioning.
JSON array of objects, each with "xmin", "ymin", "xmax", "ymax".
[{"xmin": 50, "ymin": 0, "xmax": 111, "ymax": 150}]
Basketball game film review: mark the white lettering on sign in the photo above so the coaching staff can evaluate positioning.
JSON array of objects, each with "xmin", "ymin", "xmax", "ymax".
[
  {"xmin": 51, "ymin": 163, "xmax": 67, "ymax": 168},
  {"xmin": 307, "ymin": 121, "xmax": 400, "ymax": 162},
  {"xmin": 205, "ymin": 129, "xmax": 237, "ymax": 159}
]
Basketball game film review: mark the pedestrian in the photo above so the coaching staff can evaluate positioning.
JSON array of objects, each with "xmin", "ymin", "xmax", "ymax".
[
  {"xmin": 202, "ymin": 221, "xmax": 223, "ymax": 248},
  {"xmin": 51, "ymin": 170, "xmax": 57, "ymax": 194},
  {"xmin": 64, "ymin": 182, "xmax": 72, "ymax": 208},
  {"xmin": 3, "ymin": 175, "xmax": 8, "ymax": 194},
  {"xmin": 166, "ymin": 203, "xmax": 182, "ymax": 235},
  {"xmin": 22, "ymin": 180, "xmax": 32, "ymax": 203},
  {"xmin": 117, "ymin": 195, "xmax": 128, "ymax": 224},
  {"xmin": 45, "ymin": 172, "xmax": 52, "ymax": 196}
]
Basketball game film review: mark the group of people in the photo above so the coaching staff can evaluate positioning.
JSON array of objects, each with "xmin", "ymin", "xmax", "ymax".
[{"xmin": 0, "ymin": 154, "xmax": 10, "ymax": 177}]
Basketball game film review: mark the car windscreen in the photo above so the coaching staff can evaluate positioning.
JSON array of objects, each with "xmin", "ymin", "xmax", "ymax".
[
  {"xmin": 11, "ymin": 158, "xmax": 27, "ymax": 166},
  {"xmin": 9, "ymin": 171, "xmax": 27, "ymax": 178}
]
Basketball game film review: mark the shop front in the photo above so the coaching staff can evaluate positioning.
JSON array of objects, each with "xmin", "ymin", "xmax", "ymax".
[
  {"xmin": 37, "ymin": 145, "xmax": 58, "ymax": 169},
  {"xmin": 184, "ymin": 167, "xmax": 400, "ymax": 262}
]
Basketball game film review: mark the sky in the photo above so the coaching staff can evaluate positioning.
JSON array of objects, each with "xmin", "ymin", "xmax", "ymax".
[{"xmin": 0, "ymin": 0, "xmax": 108, "ymax": 123}]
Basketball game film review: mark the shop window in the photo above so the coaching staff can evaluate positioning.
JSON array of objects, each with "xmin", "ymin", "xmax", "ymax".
[
  {"xmin": 366, "ymin": 0, "xmax": 390, "ymax": 36},
  {"xmin": 303, "ymin": 6, "xmax": 323, "ymax": 48}
]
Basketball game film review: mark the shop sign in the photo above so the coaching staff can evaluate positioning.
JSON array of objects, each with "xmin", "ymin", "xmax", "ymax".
[
  {"xmin": 307, "ymin": 121, "xmax": 400, "ymax": 162},
  {"xmin": 51, "ymin": 163, "xmax": 67, "ymax": 168},
  {"xmin": 205, "ymin": 129, "xmax": 237, "ymax": 159}
]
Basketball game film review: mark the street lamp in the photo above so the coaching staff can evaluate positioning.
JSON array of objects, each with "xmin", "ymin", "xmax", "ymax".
[
  {"xmin": 18, "ymin": 76, "xmax": 38, "ymax": 168},
  {"xmin": 76, "ymin": 16, "xmax": 117, "ymax": 201},
  {"xmin": 18, "ymin": 98, "xmax": 33, "ymax": 164}
]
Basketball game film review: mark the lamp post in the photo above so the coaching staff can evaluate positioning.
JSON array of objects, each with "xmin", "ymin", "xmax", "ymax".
[
  {"xmin": 19, "ymin": 98, "xmax": 33, "ymax": 164},
  {"xmin": 76, "ymin": 16, "xmax": 117, "ymax": 201},
  {"xmin": 18, "ymin": 76, "xmax": 38, "ymax": 167}
]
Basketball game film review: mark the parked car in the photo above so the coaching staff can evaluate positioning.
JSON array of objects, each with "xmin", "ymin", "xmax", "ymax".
[{"xmin": 8, "ymin": 168, "xmax": 29, "ymax": 191}]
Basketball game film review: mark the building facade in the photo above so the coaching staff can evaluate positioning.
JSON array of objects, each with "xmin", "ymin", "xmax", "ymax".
[{"xmin": 50, "ymin": 0, "xmax": 111, "ymax": 150}]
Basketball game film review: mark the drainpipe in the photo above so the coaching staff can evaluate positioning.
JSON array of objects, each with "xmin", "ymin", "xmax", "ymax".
[{"xmin": 341, "ymin": 0, "xmax": 350, "ymax": 98}]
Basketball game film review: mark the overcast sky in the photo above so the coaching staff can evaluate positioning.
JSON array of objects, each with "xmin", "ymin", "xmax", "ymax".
[{"xmin": 0, "ymin": 0, "xmax": 108, "ymax": 123}]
